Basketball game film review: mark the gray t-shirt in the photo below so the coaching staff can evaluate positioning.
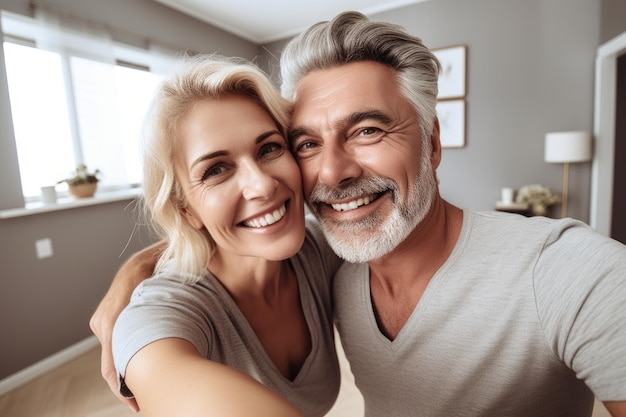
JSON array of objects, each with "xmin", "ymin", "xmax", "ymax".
[
  {"xmin": 334, "ymin": 209, "xmax": 626, "ymax": 417},
  {"xmin": 113, "ymin": 218, "xmax": 343, "ymax": 417}
]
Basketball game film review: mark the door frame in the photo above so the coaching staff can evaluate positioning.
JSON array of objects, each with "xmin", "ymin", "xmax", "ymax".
[{"xmin": 591, "ymin": 31, "xmax": 626, "ymax": 236}]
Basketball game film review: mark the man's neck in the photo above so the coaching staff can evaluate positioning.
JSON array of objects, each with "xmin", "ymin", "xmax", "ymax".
[
  {"xmin": 367, "ymin": 198, "xmax": 463, "ymax": 339},
  {"xmin": 369, "ymin": 198, "xmax": 462, "ymax": 284}
]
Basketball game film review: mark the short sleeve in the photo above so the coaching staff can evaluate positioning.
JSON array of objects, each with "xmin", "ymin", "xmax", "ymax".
[
  {"xmin": 112, "ymin": 274, "xmax": 214, "ymax": 397},
  {"xmin": 535, "ymin": 221, "xmax": 626, "ymax": 401}
]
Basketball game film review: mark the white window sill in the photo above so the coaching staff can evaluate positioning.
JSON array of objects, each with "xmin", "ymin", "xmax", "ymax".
[{"xmin": 0, "ymin": 188, "xmax": 142, "ymax": 219}]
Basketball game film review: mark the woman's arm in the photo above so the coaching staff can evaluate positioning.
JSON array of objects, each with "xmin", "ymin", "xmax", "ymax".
[
  {"xmin": 89, "ymin": 240, "xmax": 164, "ymax": 411},
  {"xmin": 126, "ymin": 338, "xmax": 306, "ymax": 417}
]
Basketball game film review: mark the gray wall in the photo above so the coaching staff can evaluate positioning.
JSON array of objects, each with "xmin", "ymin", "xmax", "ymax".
[
  {"xmin": 601, "ymin": 0, "xmax": 626, "ymax": 43},
  {"xmin": 0, "ymin": 201, "xmax": 153, "ymax": 377},
  {"xmin": 1, "ymin": 0, "xmax": 625, "ymax": 381},
  {"xmin": 381, "ymin": 0, "xmax": 598, "ymax": 220},
  {"xmin": 0, "ymin": 0, "xmax": 261, "ymax": 380}
]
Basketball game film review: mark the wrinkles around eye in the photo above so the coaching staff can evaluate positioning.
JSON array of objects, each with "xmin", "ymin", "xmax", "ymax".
[
  {"xmin": 293, "ymin": 140, "xmax": 320, "ymax": 158},
  {"xmin": 201, "ymin": 163, "xmax": 228, "ymax": 182}
]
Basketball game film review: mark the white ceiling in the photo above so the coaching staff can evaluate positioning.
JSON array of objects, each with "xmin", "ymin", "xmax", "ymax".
[{"xmin": 152, "ymin": 0, "xmax": 430, "ymax": 44}]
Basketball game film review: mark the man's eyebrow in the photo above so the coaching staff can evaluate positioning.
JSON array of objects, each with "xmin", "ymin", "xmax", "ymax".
[
  {"xmin": 346, "ymin": 110, "xmax": 392, "ymax": 126},
  {"xmin": 288, "ymin": 127, "xmax": 309, "ymax": 144},
  {"xmin": 288, "ymin": 110, "xmax": 392, "ymax": 144}
]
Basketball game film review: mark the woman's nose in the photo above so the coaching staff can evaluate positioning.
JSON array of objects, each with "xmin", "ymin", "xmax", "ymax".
[{"xmin": 241, "ymin": 162, "xmax": 278, "ymax": 200}]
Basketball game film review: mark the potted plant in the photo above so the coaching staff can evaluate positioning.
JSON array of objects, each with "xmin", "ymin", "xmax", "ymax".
[
  {"xmin": 58, "ymin": 164, "xmax": 101, "ymax": 198},
  {"xmin": 515, "ymin": 184, "xmax": 561, "ymax": 216}
]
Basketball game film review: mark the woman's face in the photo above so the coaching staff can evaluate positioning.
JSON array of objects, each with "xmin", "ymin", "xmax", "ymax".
[{"xmin": 174, "ymin": 95, "xmax": 305, "ymax": 262}]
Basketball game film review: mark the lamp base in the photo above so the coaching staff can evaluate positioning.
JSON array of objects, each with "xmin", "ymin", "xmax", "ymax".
[{"xmin": 561, "ymin": 162, "xmax": 569, "ymax": 218}]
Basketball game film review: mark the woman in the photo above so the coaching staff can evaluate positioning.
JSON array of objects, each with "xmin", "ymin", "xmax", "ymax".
[{"xmin": 111, "ymin": 55, "xmax": 342, "ymax": 417}]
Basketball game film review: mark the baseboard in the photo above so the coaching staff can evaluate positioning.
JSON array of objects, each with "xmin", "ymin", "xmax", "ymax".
[{"xmin": 0, "ymin": 335, "xmax": 99, "ymax": 396}]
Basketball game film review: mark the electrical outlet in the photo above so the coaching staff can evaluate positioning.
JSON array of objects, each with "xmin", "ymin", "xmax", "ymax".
[{"xmin": 35, "ymin": 238, "xmax": 54, "ymax": 259}]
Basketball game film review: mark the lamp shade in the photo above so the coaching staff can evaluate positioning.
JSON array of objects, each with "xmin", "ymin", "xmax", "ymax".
[{"xmin": 544, "ymin": 131, "xmax": 593, "ymax": 163}]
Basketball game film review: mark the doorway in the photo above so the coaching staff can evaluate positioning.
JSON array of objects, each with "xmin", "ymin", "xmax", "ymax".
[
  {"xmin": 610, "ymin": 53, "xmax": 625, "ymax": 244},
  {"xmin": 591, "ymin": 31, "xmax": 626, "ymax": 241}
]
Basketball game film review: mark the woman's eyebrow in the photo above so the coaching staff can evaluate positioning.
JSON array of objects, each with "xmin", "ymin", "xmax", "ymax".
[
  {"xmin": 256, "ymin": 129, "xmax": 282, "ymax": 144},
  {"xmin": 190, "ymin": 150, "xmax": 227, "ymax": 170},
  {"xmin": 190, "ymin": 129, "xmax": 283, "ymax": 169}
]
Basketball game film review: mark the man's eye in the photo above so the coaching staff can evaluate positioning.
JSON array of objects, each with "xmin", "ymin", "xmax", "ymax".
[
  {"xmin": 359, "ymin": 127, "xmax": 381, "ymax": 136},
  {"xmin": 295, "ymin": 141, "xmax": 317, "ymax": 152}
]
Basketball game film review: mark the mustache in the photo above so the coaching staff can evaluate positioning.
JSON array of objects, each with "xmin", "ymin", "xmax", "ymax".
[{"xmin": 308, "ymin": 177, "xmax": 398, "ymax": 204}]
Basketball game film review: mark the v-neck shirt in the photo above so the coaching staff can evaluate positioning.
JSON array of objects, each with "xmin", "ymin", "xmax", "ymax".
[
  {"xmin": 333, "ymin": 209, "xmax": 626, "ymax": 416},
  {"xmin": 113, "ymin": 218, "xmax": 343, "ymax": 417}
]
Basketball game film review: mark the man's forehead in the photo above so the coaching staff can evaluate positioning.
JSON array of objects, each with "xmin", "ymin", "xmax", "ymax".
[
  {"xmin": 291, "ymin": 62, "xmax": 400, "ymax": 127},
  {"xmin": 294, "ymin": 61, "xmax": 394, "ymax": 92}
]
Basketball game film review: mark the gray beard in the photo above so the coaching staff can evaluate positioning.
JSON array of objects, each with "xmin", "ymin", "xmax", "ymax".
[{"xmin": 307, "ymin": 156, "xmax": 437, "ymax": 263}]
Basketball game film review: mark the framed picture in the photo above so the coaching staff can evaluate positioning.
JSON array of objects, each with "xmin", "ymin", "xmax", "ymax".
[
  {"xmin": 433, "ymin": 45, "xmax": 467, "ymax": 99},
  {"xmin": 436, "ymin": 99, "xmax": 465, "ymax": 148}
]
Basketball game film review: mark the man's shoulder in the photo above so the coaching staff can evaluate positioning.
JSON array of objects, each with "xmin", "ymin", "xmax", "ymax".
[{"xmin": 468, "ymin": 209, "xmax": 587, "ymax": 238}]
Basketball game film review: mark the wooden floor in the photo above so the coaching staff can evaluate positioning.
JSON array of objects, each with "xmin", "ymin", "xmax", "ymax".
[
  {"xmin": 0, "ymin": 348, "xmax": 135, "ymax": 417},
  {"xmin": 0, "ymin": 341, "xmax": 611, "ymax": 417}
]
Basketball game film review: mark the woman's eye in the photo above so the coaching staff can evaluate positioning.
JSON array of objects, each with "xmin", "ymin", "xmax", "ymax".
[
  {"xmin": 259, "ymin": 142, "xmax": 284, "ymax": 158},
  {"xmin": 201, "ymin": 164, "xmax": 226, "ymax": 181}
]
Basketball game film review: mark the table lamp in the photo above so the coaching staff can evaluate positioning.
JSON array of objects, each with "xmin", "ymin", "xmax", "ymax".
[{"xmin": 544, "ymin": 131, "xmax": 593, "ymax": 218}]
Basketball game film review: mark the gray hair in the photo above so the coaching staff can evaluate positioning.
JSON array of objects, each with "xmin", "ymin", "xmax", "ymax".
[{"xmin": 280, "ymin": 11, "xmax": 441, "ymax": 137}]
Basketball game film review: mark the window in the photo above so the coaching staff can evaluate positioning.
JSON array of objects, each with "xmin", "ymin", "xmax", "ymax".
[
  {"xmin": 3, "ymin": 42, "xmax": 76, "ymax": 198},
  {"xmin": 69, "ymin": 57, "xmax": 163, "ymax": 189},
  {"xmin": 2, "ymin": 11, "xmax": 171, "ymax": 199}
]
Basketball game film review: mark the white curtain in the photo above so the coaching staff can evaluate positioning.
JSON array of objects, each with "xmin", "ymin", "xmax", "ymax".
[{"xmin": 32, "ymin": 4, "xmax": 115, "ymax": 64}]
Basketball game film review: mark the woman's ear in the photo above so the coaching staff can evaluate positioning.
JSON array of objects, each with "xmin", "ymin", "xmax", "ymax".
[{"xmin": 179, "ymin": 206, "xmax": 204, "ymax": 230}]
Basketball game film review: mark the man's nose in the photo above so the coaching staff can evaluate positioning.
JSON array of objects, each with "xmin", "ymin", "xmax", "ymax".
[{"xmin": 317, "ymin": 142, "xmax": 362, "ymax": 187}]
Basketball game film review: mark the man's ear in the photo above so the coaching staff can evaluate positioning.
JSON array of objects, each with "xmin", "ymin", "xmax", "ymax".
[
  {"xmin": 179, "ymin": 206, "xmax": 204, "ymax": 230},
  {"xmin": 430, "ymin": 116, "xmax": 443, "ymax": 169}
]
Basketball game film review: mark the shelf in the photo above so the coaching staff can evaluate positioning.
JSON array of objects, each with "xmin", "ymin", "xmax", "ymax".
[{"xmin": 0, "ymin": 188, "xmax": 142, "ymax": 219}]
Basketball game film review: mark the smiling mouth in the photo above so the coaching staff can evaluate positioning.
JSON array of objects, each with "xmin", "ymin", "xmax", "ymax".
[
  {"xmin": 243, "ymin": 204, "xmax": 287, "ymax": 228},
  {"xmin": 329, "ymin": 193, "xmax": 380, "ymax": 212}
]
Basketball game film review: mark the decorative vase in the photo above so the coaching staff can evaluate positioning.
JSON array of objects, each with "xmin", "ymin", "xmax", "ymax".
[
  {"xmin": 531, "ymin": 204, "xmax": 547, "ymax": 216},
  {"xmin": 68, "ymin": 182, "xmax": 98, "ymax": 198}
]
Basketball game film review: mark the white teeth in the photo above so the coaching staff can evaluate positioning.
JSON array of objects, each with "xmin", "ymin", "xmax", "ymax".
[
  {"xmin": 243, "ymin": 205, "xmax": 287, "ymax": 228},
  {"xmin": 331, "ymin": 195, "xmax": 374, "ymax": 212}
]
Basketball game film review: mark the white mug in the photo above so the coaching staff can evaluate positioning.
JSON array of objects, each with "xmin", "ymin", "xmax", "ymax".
[
  {"xmin": 40, "ymin": 185, "xmax": 57, "ymax": 204},
  {"xmin": 501, "ymin": 187, "xmax": 514, "ymax": 204}
]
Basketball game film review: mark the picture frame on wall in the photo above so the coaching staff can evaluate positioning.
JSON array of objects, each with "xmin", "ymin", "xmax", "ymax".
[
  {"xmin": 433, "ymin": 45, "xmax": 467, "ymax": 99},
  {"xmin": 436, "ymin": 99, "xmax": 465, "ymax": 148}
]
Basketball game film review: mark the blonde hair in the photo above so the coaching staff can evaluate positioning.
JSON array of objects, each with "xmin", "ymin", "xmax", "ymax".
[{"xmin": 141, "ymin": 55, "xmax": 291, "ymax": 283}]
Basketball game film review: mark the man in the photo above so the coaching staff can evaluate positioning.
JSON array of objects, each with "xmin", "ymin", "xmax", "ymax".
[{"xmin": 91, "ymin": 11, "xmax": 626, "ymax": 416}]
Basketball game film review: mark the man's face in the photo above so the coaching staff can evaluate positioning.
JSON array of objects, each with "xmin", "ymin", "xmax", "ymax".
[{"xmin": 289, "ymin": 61, "xmax": 440, "ymax": 262}]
